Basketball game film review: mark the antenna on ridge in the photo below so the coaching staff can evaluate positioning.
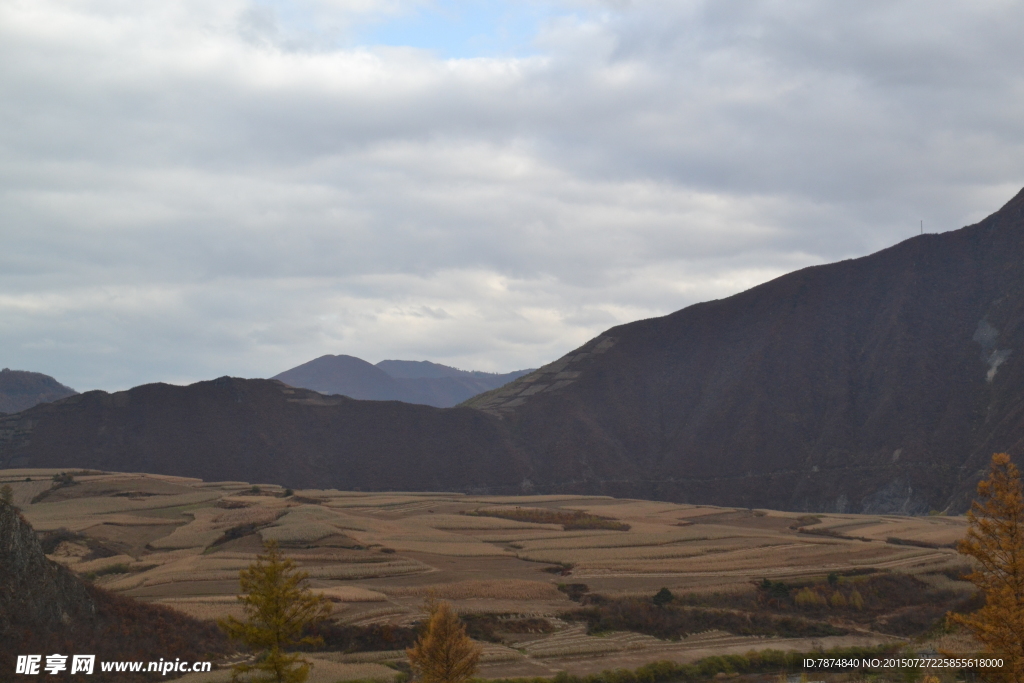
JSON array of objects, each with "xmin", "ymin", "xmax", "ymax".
[{"xmin": 920, "ymin": 220, "xmax": 923, "ymax": 235}]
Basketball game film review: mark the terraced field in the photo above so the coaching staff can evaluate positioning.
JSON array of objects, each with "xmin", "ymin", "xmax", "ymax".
[{"xmin": 1, "ymin": 468, "xmax": 977, "ymax": 681}]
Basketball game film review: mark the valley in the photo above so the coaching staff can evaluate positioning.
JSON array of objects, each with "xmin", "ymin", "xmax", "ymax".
[{"xmin": 2, "ymin": 468, "xmax": 980, "ymax": 682}]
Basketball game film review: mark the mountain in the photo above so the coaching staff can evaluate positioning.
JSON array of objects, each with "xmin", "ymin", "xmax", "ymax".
[
  {"xmin": 272, "ymin": 355, "xmax": 403, "ymax": 401},
  {"xmin": 463, "ymin": 186, "xmax": 1024, "ymax": 513},
  {"xmin": 271, "ymin": 355, "xmax": 532, "ymax": 408},
  {"xmin": 0, "ymin": 379, "xmax": 524, "ymax": 492},
  {"xmin": 0, "ymin": 500, "xmax": 226, "ymax": 680},
  {"xmin": 0, "ymin": 368, "xmax": 77, "ymax": 414},
  {"xmin": 3, "ymin": 187, "xmax": 1024, "ymax": 513}
]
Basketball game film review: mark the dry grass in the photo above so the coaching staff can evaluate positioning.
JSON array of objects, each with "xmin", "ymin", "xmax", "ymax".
[
  {"xmin": 323, "ymin": 650, "xmax": 406, "ymax": 664},
  {"xmin": 408, "ymin": 513, "xmax": 561, "ymax": 531},
  {"xmin": 156, "ymin": 599, "xmax": 247, "ymax": 621},
  {"xmin": 325, "ymin": 495, "xmax": 455, "ymax": 508},
  {"xmin": 71, "ymin": 554, "xmax": 138, "ymax": 572},
  {"xmin": 213, "ymin": 506, "xmax": 281, "ymax": 527},
  {"xmin": 513, "ymin": 529, "xmax": 737, "ymax": 551},
  {"xmin": 304, "ymin": 561, "xmax": 429, "ymax": 580},
  {"xmin": 306, "ymin": 661, "xmax": 401, "ymax": 682},
  {"xmin": 464, "ymin": 495, "xmax": 606, "ymax": 504},
  {"xmin": 520, "ymin": 624, "xmax": 663, "ymax": 658},
  {"xmin": 149, "ymin": 509, "xmax": 222, "ymax": 549},
  {"xmin": 312, "ymin": 586, "xmax": 388, "ymax": 602},
  {"xmin": 173, "ymin": 660, "xmax": 400, "ymax": 683},
  {"xmin": 1, "ymin": 467, "xmax": 971, "ymax": 669},
  {"xmin": 260, "ymin": 521, "xmax": 343, "ymax": 543},
  {"xmin": 517, "ymin": 544, "xmax": 724, "ymax": 565},
  {"xmin": 383, "ymin": 579, "xmax": 562, "ymax": 601},
  {"xmin": 381, "ymin": 540, "xmax": 511, "ymax": 556},
  {"xmin": 467, "ymin": 507, "xmax": 631, "ymax": 531}
]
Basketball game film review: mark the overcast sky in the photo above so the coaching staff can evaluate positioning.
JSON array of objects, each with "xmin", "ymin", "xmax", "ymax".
[{"xmin": 2, "ymin": 0, "xmax": 1023, "ymax": 392}]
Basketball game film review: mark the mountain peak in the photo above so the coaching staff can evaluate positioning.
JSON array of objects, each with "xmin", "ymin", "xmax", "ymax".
[
  {"xmin": 271, "ymin": 355, "xmax": 532, "ymax": 407},
  {"xmin": 0, "ymin": 369, "xmax": 77, "ymax": 414}
]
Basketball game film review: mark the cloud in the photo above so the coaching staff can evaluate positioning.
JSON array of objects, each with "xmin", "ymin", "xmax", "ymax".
[{"xmin": 1, "ymin": 0, "xmax": 1023, "ymax": 390}]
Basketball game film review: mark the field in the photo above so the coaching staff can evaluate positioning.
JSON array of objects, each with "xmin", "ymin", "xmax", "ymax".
[{"xmin": 2, "ymin": 468, "xmax": 981, "ymax": 682}]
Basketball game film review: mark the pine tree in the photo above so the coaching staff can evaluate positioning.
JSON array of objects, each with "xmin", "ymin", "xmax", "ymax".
[
  {"xmin": 218, "ymin": 540, "xmax": 331, "ymax": 683},
  {"xmin": 406, "ymin": 599, "xmax": 482, "ymax": 683},
  {"xmin": 950, "ymin": 453, "xmax": 1024, "ymax": 683}
]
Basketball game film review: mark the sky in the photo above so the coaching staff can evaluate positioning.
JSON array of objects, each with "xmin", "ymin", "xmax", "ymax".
[{"xmin": 2, "ymin": 0, "xmax": 1024, "ymax": 392}]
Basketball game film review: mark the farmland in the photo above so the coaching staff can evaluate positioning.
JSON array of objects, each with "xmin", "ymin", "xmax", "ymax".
[{"xmin": 2, "ymin": 468, "xmax": 980, "ymax": 681}]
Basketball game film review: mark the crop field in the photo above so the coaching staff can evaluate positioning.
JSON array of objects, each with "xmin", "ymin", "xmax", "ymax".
[{"xmin": 2, "ymin": 468, "xmax": 981, "ymax": 681}]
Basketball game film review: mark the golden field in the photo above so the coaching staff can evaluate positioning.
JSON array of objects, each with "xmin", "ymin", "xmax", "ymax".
[{"xmin": 1, "ymin": 468, "xmax": 977, "ymax": 681}]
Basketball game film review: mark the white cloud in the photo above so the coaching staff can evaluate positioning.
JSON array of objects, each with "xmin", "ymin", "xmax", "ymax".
[{"xmin": 1, "ymin": 0, "xmax": 1023, "ymax": 390}]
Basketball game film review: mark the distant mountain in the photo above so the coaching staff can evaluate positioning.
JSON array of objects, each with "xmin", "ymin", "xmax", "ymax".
[
  {"xmin": 0, "ymin": 378, "xmax": 523, "ymax": 492},
  {"xmin": 273, "ymin": 355, "xmax": 402, "ymax": 401},
  {"xmin": 271, "ymin": 355, "xmax": 532, "ymax": 408},
  {"xmin": 0, "ymin": 368, "xmax": 77, "ymax": 414},
  {"xmin": 4, "ymin": 187, "xmax": 1024, "ymax": 513}
]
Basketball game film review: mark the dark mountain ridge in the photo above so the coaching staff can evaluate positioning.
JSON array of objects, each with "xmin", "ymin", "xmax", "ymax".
[
  {"xmin": 0, "ymin": 379, "xmax": 525, "ymax": 492},
  {"xmin": 270, "ymin": 355, "xmax": 531, "ymax": 408},
  {"xmin": 3, "ymin": 188, "xmax": 1024, "ymax": 513},
  {"xmin": 465, "ymin": 186, "xmax": 1024, "ymax": 513},
  {"xmin": 0, "ymin": 368, "xmax": 77, "ymax": 414}
]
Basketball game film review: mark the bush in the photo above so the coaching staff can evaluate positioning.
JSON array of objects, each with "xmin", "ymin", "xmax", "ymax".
[
  {"xmin": 299, "ymin": 622, "xmax": 418, "ymax": 652},
  {"xmin": 652, "ymin": 588, "xmax": 673, "ymax": 607},
  {"xmin": 558, "ymin": 584, "xmax": 590, "ymax": 602},
  {"xmin": 794, "ymin": 587, "xmax": 826, "ymax": 609},
  {"xmin": 563, "ymin": 597, "xmax": 845, "ymax": 639}
]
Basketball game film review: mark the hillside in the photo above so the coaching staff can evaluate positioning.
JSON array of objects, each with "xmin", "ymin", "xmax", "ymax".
[
  {"xmin": 271, "ymin": 355, "xmax": 531, "ymax": 407},
  {"xmin": 0, "ymin": 379, "xmax": 525, "ymax": 492},
  {"xmin": 0, "ymin": 499, "xmax": 227, "ymax": 681},
  {"xmin": 465, "ymin": 186, "xmax": 1024, "ymax": 513},
  {"xmin": 2, "ymin": 187, "xmax": 1024, "ymax": 512},
  {"xmin": 0, "ymin": 368, "xmax": 77, "ymax": 414}
]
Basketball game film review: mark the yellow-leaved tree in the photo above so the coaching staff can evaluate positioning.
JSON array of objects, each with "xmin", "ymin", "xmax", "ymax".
[
  {"xmin": 950, "ymin": 453, "xmax": 1024, "ymax": 682},
  {"xmin": 218, "ymin": 540, "xmax": 331, "ymax": 683},
  {"xmin": 407, "ymin": 599, "xmax": 482, "ymax": 683}
]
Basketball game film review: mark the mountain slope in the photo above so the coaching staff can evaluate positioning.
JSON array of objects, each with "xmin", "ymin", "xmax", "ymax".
[
  {"xmin": 3, "ymin": 188, "xmax": 1024, "ymax": 512},
  {"xmin": 271, "ymin": 355, "xmax": 531, "ymax": 407},
  {"xmin": 272, "ymin": 355, "xmax": 405, "ymax": 401},
  {"xmin": 0, "ymin": 368, "xmax": 77, "ymax": 414},
  {"xmin": 466, "ymin": 186, "xmax": 1024, "ymax": 513},
  {"xmin": 0, "ymin": 379, "xmax": 527, "ymax": 492}
]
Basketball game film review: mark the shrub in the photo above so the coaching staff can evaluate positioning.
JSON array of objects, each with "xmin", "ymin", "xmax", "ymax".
[
  {"xmin": 558, "ymin": 584, "xmax": 590, "ymax": 602},
  {"xmin": 793, "ymin": 588, "xmax": 826, "ymax": 609},
  {"xmin": 652, "ymin": 588, "xmax": 674, "ymax": 607},
  {"xmin": 564, "ymin": 597, "xmax": 845, "ymax": 639}
]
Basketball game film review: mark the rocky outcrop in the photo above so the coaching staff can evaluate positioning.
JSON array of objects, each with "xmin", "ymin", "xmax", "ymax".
[
  {"xmin": 0, "ymin": 500, "xmax": 96, "ymax": 639},
  {"xmin": 0, "ymin": 501, "xmax": 228, "ymax": 681}
]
